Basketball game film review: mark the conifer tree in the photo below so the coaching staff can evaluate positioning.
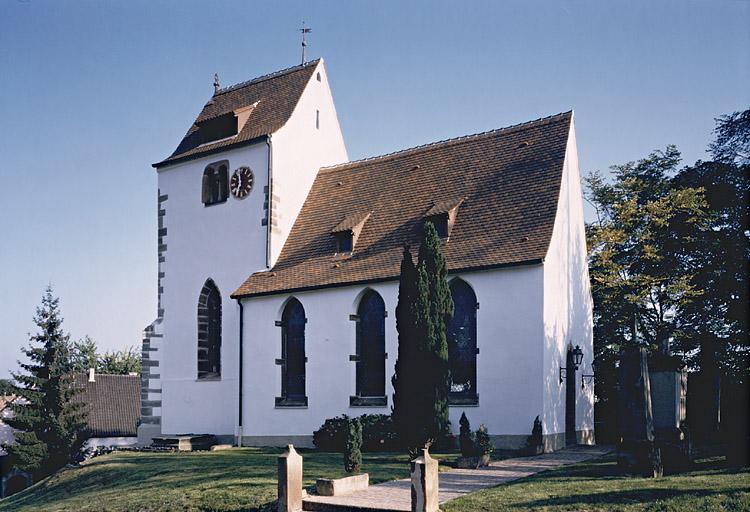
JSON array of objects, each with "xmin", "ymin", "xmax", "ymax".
[
  {"xmin": 392, "ymin": 223, "xmax": 453, "ymax": 456},
  {"xmin": 391, "ymin": 245, "xmax": 420, "ymax": 451},
  {"xmin": 3, "ymin": 287, "xmax": 88, "ymax": 478},
  {"xmin": 415, "ymin": 221, "xmax": 453, "ymax": 444}
]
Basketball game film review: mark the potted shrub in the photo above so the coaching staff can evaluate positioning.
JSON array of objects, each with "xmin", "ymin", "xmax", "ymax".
[
  {"xmin": 525, "ymin": 416, "xmax": 544, "ymax": 455},
  {"xmin": 474, "ymin": 424, "xmax": 494, "ymax": 467},
  {"xmin": 455, "ymin": 412, "xmax": 477, "ymax": 468}
]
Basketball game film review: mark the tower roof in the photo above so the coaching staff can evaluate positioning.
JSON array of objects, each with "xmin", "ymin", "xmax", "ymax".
[{"xmin": 153, "ymin": 60, "xmax": 321, "ymax": 168}]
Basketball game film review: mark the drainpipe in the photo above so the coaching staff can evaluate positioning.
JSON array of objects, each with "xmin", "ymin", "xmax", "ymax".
[
  {"xmin": 236, "ymin": 298, "xmax": 244, "ymax": 447},
  {"xmin": 265, "ymin": 135, "xmax": 273, "ymax": 269}
]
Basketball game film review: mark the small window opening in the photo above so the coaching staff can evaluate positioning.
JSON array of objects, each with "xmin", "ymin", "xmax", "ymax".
[
  {"xmin": 429, "ymin": 214, "xmax": 449, "ymax": 238},
  {"xmin": 316, "ymin": 109, "xmax": 320, "ymax": 130},
  {"xmin": 335, "ymin": 231, "xmax": 353, "ymax": 253},
  {"xmin": 316, "ymin": 72, "xmax": 322, "ymax": 82}
]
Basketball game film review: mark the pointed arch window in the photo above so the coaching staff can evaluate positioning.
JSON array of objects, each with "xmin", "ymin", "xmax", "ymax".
[
  {"xmin": 448, "ymin": 279, "xmax": 478, "ymax": 405},
  {"xmin": 197, "ymin": 279, "xmax": 221, "ymax": 379},
  {"xmin": 350, "ymin": 290, "xmax": 387, "ymax": 407},
  {"xmin": 276, "ymin": 298, "xmax": 308, "ymax": 407}
]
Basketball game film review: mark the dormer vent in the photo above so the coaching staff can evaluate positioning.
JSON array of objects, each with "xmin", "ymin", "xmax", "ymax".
[
  {"xmin": 424, "ymin": 198, "xmax": 464, "ymax": 239},
  {"xmin": 331, "ymin": 212, "xmax": 371, "ymax": 254}
]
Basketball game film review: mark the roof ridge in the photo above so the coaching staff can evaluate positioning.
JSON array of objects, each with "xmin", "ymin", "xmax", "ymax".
[
  {"xmin": 319, "ymin": 111, "xmax": 572, "ymax": 173},
  {"xmin": 214, "ymin": 59, "xmax": 321, "ymax": 97}
]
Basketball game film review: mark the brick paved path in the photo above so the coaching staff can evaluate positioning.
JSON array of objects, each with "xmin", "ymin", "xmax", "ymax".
[{"xmin": 303, "ymin": 445, "xmax": 612, "ymax": 511}]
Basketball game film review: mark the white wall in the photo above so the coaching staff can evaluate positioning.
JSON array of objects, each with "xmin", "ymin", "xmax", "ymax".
[
  {"xmin": 542, "ymin": 115, "xmax": 595, "ymax": 441},
  {"xmin": 269, "ymin": 59, "xmax": 349, "ymax": 266},
  {"xmin": 158, "ymin": 142, "xmax": 269, "ymax": 436},
  {"xmin": 240, "ymin": 265, "xmax": 545, "ymax": 444}
]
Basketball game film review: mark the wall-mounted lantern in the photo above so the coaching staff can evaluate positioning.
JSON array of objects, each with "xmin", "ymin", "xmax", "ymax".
[{"xmin": 559, "ymin": 345, "xmax": 584, "ymax": 384}]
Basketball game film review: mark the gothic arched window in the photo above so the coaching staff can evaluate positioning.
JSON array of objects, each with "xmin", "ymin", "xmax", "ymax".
[
  {"xmin": 202, "ymin": 161, "xmax": 229, "ymax": 205},
  {"xmin": 352, "ymin": 290, "xmax": 387, "ymax": 406},
  {"xmin": 277, "ymin": 298, "xmax": 307, "ymax": 406},
  {"xmin": 447, "ymin": 278, "xmax": 478, "ymax": 404},
  {"xmin": 197, "ymin": 279, "xmax": 221, "ymax": 379}
]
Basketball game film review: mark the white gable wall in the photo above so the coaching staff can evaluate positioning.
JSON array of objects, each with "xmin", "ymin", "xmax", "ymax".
[
  {"xmin": 542, "ymin": 116, "xmax": 595, "ymax": 448},
  {"xmin": 157, "ymin": 142, "xmax": 268, "ymax": 436},
  {"xmin": 269, "ymin": 60, "xmax": 349, "ymax": 267},
  {"xmin": 240, "ymin": 265, "xmax": 544, "ymax": 448}
]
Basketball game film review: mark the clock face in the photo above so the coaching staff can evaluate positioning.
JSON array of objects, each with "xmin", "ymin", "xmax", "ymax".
[{"xmin": 230, "ymin": 167, "xmax": 254, "ymax": 199}]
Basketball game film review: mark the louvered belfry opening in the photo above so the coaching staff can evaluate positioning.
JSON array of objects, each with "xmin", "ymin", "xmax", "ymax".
[
  {"xmin": 197, "ymin": 279, "xmax": 222, "ymax": 379},
  {"xmin": 201, "ymin": 160, "xmax": 229, "ymax": 205},
  {"xmin": 447, "ymin": 278, "xmax": 478, "ymax": 405},
  {"xmin": 355, "ymin": 290, "xmax": 387, "ymax": 398}
]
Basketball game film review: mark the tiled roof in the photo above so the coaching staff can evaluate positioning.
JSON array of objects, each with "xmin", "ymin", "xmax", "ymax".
[
  {"xmin": 72, "ymin": 374, "xmax": 140, "ymax": 437},
  {"xmin": 154, "ymin": 60, "xmax": 320, "ymax": 168},
  {"xmin": 233, "ymin": 111, "xmax": 573, "ymax": 298}
]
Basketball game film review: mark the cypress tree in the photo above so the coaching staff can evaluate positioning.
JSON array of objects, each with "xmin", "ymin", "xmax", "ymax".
[
  {"xmin": 392, "ymin": 223, "xmax": 454, "ymax": 457},
  {"xmin": 415, "ymin": 221, "xmax": 453, "ymax": 445},
  {"xmin": 392, "ymin": 245, "xmax": 420, "ymax": 452},
  {"xmin": 3, "ymin": 287, "xmax": 88, "ymax": 478}
]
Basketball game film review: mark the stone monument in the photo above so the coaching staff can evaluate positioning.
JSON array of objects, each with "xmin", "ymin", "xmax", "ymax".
[
  {"xmin": 410, "ymin": 447, "xmax": 439, "ymax": 512},
  {"xmin": 278, "ymin": 444, "xmax": 303, "ymax": 512}
]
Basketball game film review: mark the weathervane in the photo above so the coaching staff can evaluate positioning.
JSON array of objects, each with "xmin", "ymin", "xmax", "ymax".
[
  {"xmin": 300, "ymin": 22, "xmax": 311, "ymax": 65},
  {"xmin": 213, "ymin": 73, "xmax": 220, "ymax": 94}
]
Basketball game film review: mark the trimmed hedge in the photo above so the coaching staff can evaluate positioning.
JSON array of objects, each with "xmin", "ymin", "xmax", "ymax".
[{"xmin": 313, "ymin": 414, "xmax": 400, "ymax": 452}]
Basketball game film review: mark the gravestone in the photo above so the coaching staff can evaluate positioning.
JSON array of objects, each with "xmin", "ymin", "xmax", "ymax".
[
  {"xmin": 618, "ymin": 346, "xmax": 663, "ymax": 477},
  {"xmin": 410, "ymin": 447, "xmax": 439, "ymax": 512},
  {"xmin": 650, "ymin": 355, "xmax": 691, "ymax": 470},
  {"xmin": 278, "ymin": 444, "xmax": 303, "ymax": 512}
]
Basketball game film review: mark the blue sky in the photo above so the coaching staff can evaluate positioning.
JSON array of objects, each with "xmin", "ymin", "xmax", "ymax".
[{"xmin": 1, "ymin": 1, "xmax": 748, "ymax": 379}]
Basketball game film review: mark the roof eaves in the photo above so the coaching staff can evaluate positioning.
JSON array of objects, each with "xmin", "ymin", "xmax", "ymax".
[
  {"xmin": 153, "ymin": 134, "xmax": 269, "ymax": 169},
  {"xmin": 231, "ymin": 258, "xmax": 545, "ymax": 299}
]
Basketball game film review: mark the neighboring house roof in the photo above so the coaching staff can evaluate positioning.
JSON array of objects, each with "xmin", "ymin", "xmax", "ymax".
[
  {"xmin": 72, "ymin": 374, "xmax": 140, "ymax": 437},
  {"xmin": 154, "ymin": 60, "xmax": 321, "ymax": 168},
  {"xmin": 233, "ymin": 111, "xmax": 572, "ymax": 298}
]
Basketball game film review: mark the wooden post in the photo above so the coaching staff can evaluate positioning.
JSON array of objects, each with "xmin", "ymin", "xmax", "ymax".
[
  {"xmin": 278, "ymin": 444, "xmax": 303, "ymax": 512},
  {"xmin": 410, "ymin": 447, "xmax": 439, "ymax": 512}
]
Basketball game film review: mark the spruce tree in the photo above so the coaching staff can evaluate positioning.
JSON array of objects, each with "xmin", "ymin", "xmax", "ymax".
[{"xmin": 3, "ymin": 287, "xmax": 88, "ymax": 478}]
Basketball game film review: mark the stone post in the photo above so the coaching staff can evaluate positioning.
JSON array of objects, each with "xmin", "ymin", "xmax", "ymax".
[
  {"xmin": 278, "ymin": 444, "xmax": 303, "ymax": 512},
  {"xmin": 410, "ymin": 447, "xmax": 439, "ymax": 512}
]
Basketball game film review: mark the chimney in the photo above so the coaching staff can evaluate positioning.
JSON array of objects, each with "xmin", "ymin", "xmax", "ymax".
[{"xmin": 88, "ymin": 368, "xmax": 95, "ymax": 383}]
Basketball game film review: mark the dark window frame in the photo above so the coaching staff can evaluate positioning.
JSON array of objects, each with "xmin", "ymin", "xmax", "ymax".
[
  {"xmin": 202, "ymin": 160, "xmax": 229, "ymax": 206},
  {"xmin": 197, "ymin": 279, "xmax": 222, "ymax": 380},
  {"xmin": 276, "ymin": 298, "xmax": 308, "ymax": 407},
  {"xmin": 350, "ymin": 290, "xmax": 387, "ymax": 407},
  {"xmin": 447, "ymin": 278, "xmax": 479, "ymax": 405}
]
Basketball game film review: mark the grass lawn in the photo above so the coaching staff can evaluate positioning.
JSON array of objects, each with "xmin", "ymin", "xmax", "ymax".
[
  {"xmin": 0, "ymin": 448, "xmax": 456, "ymax": 512},
  {"xmin": 444, "ymin": 454, "xmax": 750, "ymax": 512}
]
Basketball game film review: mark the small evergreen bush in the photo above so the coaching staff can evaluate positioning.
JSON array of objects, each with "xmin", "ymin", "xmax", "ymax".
[
  {"xmin": 344, "ymin": 418, "xmax": 363, "ymax": 473},
  {"xmin": 459, "ymin": 412, "xmax": 475, "ymax": 457},
  {"xmin": 528, "ymin": 415, "xmax": 543, "ymax": 447},
  {"xmin": 475, "ymin": 424, "xmax": 494, "ymax": 456}
]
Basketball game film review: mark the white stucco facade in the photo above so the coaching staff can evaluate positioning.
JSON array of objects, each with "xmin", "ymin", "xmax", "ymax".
[{"xmin": 142, "ymin": 60, "xmax": 594, "ymax": 451}]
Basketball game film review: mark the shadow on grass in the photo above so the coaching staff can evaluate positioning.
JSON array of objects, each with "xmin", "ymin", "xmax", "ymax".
[{"xmin": 514, "ymin": 486, "xmax": 750, "ymax": 509}]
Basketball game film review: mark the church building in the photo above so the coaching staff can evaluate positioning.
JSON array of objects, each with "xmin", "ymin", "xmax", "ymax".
[{"xmin": 138, "ymin": 59, "xmax": 595, "ymax": 451}]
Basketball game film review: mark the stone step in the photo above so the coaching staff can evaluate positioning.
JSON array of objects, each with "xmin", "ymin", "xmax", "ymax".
[{"xmin": 303, "ymin": 501, "xmax": 400, "ymax": 512}]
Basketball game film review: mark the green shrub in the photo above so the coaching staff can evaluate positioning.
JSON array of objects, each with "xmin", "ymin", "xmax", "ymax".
[
  {"xmin": 313, "ymin": 414, "xmax": 399, "ymax": 452},
  {"xmin": 527, "ymin": 415, "xmax": 543, "ymax": 447},
  {"xmin": 475, "ymin": 424, "xmax": 494, "ymax": 456},
  {"xmin": 459, "ymin": 412, "xmax": 475, "ymax": 457},
  {"xmin": 344, "ymin": 418, "xmax": 363, "ymax": 473}
]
